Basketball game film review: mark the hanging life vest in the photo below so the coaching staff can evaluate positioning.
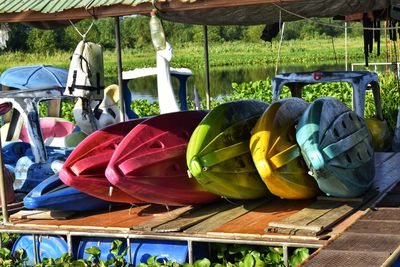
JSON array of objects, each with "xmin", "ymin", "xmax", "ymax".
[{"xmin": 65, "ymin": 40, "xmax": 104, "ymax": 100}]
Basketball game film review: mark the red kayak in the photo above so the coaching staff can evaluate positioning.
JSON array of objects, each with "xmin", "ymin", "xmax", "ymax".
[
  {"xmin": 105, "ymin": 111, "xmax": 219, "ymax": 206},
  {"xmin": 59, "ymin": 119, "xmax": 145, "ymax": 203}
]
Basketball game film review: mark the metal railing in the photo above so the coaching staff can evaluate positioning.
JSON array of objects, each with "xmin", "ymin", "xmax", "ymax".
[{"xmin": 351, "ymin": 62, "xmax": 400, "ymax": 77}]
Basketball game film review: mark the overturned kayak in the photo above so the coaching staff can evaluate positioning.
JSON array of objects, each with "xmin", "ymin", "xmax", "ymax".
[
  {"xmin": 59, "ymin": 119, "xmax": 145, "ymax": 203},
  {"xmin": 24, "ymin": 174, "xmax": 112, "ymax": 211},
  {"xmin": 250, "ymin": 98, "xmax": 319, "ymax": 199},
  {"xmin": 106, "ymin": 111, "xmax": 218, "ymax": 206},
  {"xmin": 296, "ymin": 97, "xmax": 375, "ymax": 198},
  {"xmin": 187, "ymin": 100, "xmax": 270, "ymax": 199}
]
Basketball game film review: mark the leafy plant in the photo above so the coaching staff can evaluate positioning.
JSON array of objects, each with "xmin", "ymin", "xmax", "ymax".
[
  {"xmin": 0, "ymin": 247, "xmax": 27, "ymax": 267},
  {"xmin": 131, "ymin": 99, "xmax": 160, "ymax": 117},
  {"xmin": 211, "ymin": 243, "xmax": 285, "ymax": 267},
  {"xmin": 288, "ymin": 248, "xmax": 309, "ymax": 267}
]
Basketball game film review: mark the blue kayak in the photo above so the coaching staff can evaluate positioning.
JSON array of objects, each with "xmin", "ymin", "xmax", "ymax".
[{"xmin": 24, "ymin": 174, "xmax": 113, "ymax": 211}]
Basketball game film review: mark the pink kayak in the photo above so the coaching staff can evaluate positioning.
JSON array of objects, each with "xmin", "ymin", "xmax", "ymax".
[
  {"xmin": 19, "ymin": 117, "xmax": 75, "ymax": 143},
  {"xmin": 105, "ymin": 111, "xmax": 219, "ymax": 206},
  {"xmin": 59, "ymin": 119, "xmax": 145, "ymax": 203}
]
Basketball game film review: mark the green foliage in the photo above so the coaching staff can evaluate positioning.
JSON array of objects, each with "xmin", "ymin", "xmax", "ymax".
[
  {"xmin": 3, "ymin": 17, "xmax": 367, "ymax": 53},
  {"xmin": 0, "ymin": 247, "xmax": 27, "ymax": 266},
  {"xmin": 60, "ymin": 100, "xmax": 76, "ymax": 123},
  {"xmin": 224, "ymin": 74, "xmax": 400, "ymax": 133},
  {"xmin": 211, "ymin": 243, "xmax": 285, "ymax": 267},
  {"xmin": 131, "ymin": 99, "xmax": 160, "ymax": 117},
  {"xmin": 288, "ymin": 248, "xmax": 309, "ymax": 267}
]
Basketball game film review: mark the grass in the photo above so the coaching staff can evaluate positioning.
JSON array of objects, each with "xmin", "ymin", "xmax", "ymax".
[{"xmin": 0, "ymin": 36, "xmax": 389, "ymax": 78}]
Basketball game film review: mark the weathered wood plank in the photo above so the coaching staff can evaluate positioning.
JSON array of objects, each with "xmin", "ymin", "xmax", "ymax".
[
  {"xmin": 212, "ymin": 199, "xmax": 311, "ymax": 235},
  {"xmin": 267, "ymin": 200, "xmax": 359, "ymax": 235},
  {"xmin": 132, "ymin": 205, "xmax": 194, "ymax": 231},
  {"xmin": 11, "ymin": 210, "xmax": 75, "ymax": 220},
  {"xmin": 309, "ymin": 203, "xmax": 357, "ymax": 235},
  {"xmin": 153, "ymin": 200, "xmax": 235, "ymax": 233},
  {"xmin": 184, "ymin": 199, "xmax": 268, "ymax": 234},
  {"xmin": 374, "ymin": 152, "xmax": 395, "ymax": 167}
]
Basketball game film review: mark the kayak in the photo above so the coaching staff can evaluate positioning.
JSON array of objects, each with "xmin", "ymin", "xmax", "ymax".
[
  {"xmin": 106, "ymin": 111, "xmax": 218, "ymax": 206},
  {"xmin": 187, "ymin": 100, "xmax": 270, "ymax": 199},
  {"xmin": 296, "ymin": 97, "xmax": 375, "ymax": 197},
  {"xmin": 250, "ymin": 98, "xmax": 319, "ymax": 199},
  {"xmin": 59, "ymin": 119, "xmax": 145, "ymax": 203},
  {"xmin": 24, "ymin": 174, "xmax": 112, "ymax": 211}
]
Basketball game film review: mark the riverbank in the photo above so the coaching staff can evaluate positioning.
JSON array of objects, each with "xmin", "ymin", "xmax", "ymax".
[{"xmin": 0, "ymin": 37, "xmax": 386, "ymax": 76}]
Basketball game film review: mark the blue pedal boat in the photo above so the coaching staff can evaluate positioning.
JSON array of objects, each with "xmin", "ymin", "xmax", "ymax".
[{"xmin": 24, "ymin": 174, "xmax": 113, "ymax": 211}]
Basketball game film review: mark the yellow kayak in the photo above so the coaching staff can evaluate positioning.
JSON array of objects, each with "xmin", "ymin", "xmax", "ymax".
[{"xmin": 250, "ymin": 98, "xmax": 320, "ymax": 199}]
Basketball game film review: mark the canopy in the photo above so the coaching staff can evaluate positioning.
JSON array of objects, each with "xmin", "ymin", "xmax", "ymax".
[
  {"xmin": 0, "ymin": 65, "xmax": 67, "ymax": 90},
  {"xmin": 0, "ymin": 0, "xmax": 399, "ymax": 25}
]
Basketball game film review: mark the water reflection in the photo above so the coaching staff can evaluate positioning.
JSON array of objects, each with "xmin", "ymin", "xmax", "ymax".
[{"xmin": 113, "ymin": 64, "xmax": 346, "ymax": 102}]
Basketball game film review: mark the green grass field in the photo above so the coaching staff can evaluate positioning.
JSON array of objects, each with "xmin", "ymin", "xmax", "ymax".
[{"xmin": 0, "ymin": 36, "xmax": 389, "ymax": 77}]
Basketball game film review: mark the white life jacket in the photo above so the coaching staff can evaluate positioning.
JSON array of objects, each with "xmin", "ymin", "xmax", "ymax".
[{"xmin": 65, "ymin": 40, "xmax": 104, "ymax": 100}]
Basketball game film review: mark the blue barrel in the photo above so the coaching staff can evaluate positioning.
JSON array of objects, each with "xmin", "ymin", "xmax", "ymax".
[
  {"xmin": 12, "ymin": 234, "xmax": 68, "ymax": 265},
  {"xmin": 77, "ymin": 237, "xmax": 189, "ymax": 265}
]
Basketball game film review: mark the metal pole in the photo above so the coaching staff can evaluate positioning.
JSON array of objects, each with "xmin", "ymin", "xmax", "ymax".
[
  {"xmin": 203, "ymin": 25, "xmax": 211, "ymax": 110},
  {"xmin": 114, "ymin": 16, "xmax": 126, "ymax": 122},
  {"xmin": 188, "ymin": 240, "xmax": 193, "ymax": 264},
  {"xmin": 67, "ymin": 234, "xmax": 73, "ymax": 257},
  {"xmin": 0, "ymin": 130, "xmax": 8, "ymax": 224},
  {"xmin": 345, "ymin": 22, "xmax": 348, "ymax": 71},
  {"xmin": 275, "ymin": 22, "xmax": 285, "ymax": 76},
  {"xmin": 283, "ymin": 245, "xmax": 289, "ymax": 267}
]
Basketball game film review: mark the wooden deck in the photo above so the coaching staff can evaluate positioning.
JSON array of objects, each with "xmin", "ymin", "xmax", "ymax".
[{"xmin": 0, "ymin": 152, "xmax": 399, "ymax": 264}]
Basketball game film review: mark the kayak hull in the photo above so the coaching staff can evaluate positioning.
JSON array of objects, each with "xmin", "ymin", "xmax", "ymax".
[
  {"xmin": 24, "ymin": 174, "xmax": 112, "ymax": 211},
  {"xmin": 296, "ymin": 97, "xmax": 375, "ymax": 197},
  {"xmin": 60, "ymin": 119, "xmax": 145, "ymax": 203},
  {"xmin": 250, "ymin": 98, "xmax": 319, "ymax": 199},
  {"xmin": 106, "ymin": 111, "xmax": 218, "ymax": 206},
  {"xmin": 187, "ymin": 100, "xmax": 270, "ymax": 199}
]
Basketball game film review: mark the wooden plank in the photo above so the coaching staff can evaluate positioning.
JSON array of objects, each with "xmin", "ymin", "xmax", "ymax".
[
  {"xmin": 10, "ymin": 210, "xmax": 75, "ymax": 220},
  {"xmin": 213, "ymin": 199, "xmax": 312, "ymax": 235},
  {"xmin": 48, "ymin": 99, "xmax": 61, "ymax": 117},
  {"xmin": 374, "ymin": 152, "xmax": 395, "ymax": 167},
  {"xmin": 373, "ymin": 153, "xmax": 400, "ymax": 193},
  {"xmin": 153, "ymin": 200, "xmax": 236, "ymax": 233},
  {"xmin": 184, "ymin": 199, "xmax": 268, "ymax": 234},
  {"xmin": 9, "ymin": 205, "xmax": 152, "ymax": 228},
  {"xmin": 267, "ymin": 200, "xmax": 357, "ymax": 235},
  {"xmin": 132, "ymin": 205, "xmax": 194, "ymax": 231},
  {"xmin": 268, "ymin": 201, "xmax": 342, "ymax": 231},
  {"xmin": 317, "ymin": 188, "xmax": 378, "ymax": 203}
]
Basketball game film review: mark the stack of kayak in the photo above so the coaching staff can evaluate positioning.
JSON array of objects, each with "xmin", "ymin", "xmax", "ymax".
[
  {"xmin": 186, "ymin": 97, "xmax": 375, "ymax": 200},
  {"xmin": 23, "ymin": 97, "xmax": 375, "ymax": 211},
  {"xmin": 59, "ymin": 110, "xmax": 218, "ymax": 207}
]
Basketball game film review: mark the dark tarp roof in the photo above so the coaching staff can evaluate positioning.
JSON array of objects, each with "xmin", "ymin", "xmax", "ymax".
[{"xmin": 0, "ymin": 0, "xmax": 399, "ymax": 25}]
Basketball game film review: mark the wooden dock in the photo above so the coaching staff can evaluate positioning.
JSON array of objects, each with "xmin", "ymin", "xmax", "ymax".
[{"xmin": 1, "ymin": 152, "xmax": 399, "ymax": 265}]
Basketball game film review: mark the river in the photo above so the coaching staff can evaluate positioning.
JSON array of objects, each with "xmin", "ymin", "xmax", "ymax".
[{"xmin": 123, "ymin": 63, "xmax": 350, "ymax": 103}]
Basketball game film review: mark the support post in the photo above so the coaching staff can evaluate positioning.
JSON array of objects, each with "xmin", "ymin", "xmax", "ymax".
[
  {"xmin": 283, "ymin": 245, "xmax": 288, "ymax": 267},
  {"xmin": 345, "ymin": 22, "xmax": 348, "ymax": 71},
  {"xmin": 203, "ymin": 25, "xmax": 211, "ymax": 110},
  {"xmin": 0, "ymin": 130, "xmax": 8, "ymax": 224},
  {"xmin": 67, "ymin": 234, "xmax": 73, "ymax": 257},
  {"xmin": 188, "ymin": 240, "xmax": 194, "ymax": 264},
  {"xmin": 115, "ymin": 16, "xmax": 126, "ymax": 122}
]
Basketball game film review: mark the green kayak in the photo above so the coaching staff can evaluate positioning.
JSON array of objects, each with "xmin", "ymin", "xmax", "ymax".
[{"xmin": 187, "ymin": 100, "xmax": 270, "ymax": 199}]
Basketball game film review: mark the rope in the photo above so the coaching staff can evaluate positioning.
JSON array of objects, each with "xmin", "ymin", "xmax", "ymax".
[
  {"xmin": 69, "ymin": 20, "xmax": 95, "ymax": 40},
  {"xmin": 272, "ymin": 3, "xmax": 400, "ymax": 31},
  {"xmin": 275, "ymin": 10, "xmax": 285, "ymax": 76}
]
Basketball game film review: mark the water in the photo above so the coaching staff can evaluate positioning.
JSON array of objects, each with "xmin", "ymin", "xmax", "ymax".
[{"xmin": 118, "ymin": 64, "xmax": 346, "ymax": 103}]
